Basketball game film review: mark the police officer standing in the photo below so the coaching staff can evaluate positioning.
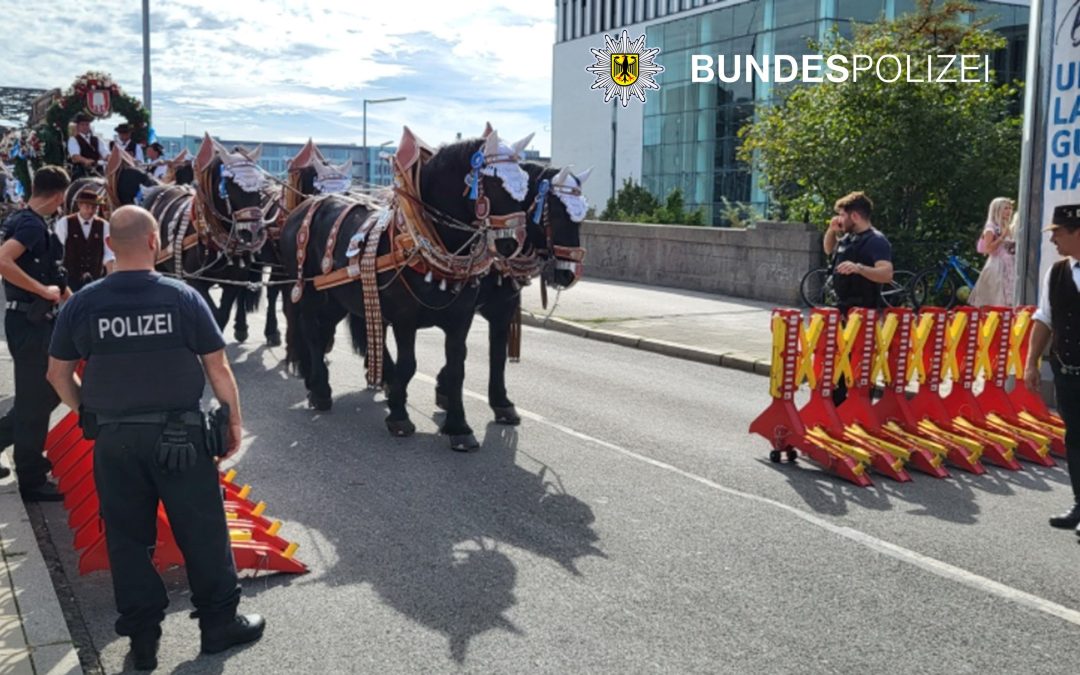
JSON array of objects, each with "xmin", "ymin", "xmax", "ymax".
[
  {"xmin": 46, "ymin": 206, "xmax": 265, "ymax": 670},
  {"xmin": 0, "ymin": 165, "xmax": 69, "ymax": 499},
  {"xmin": 822, "ymin": 191, "xmax": 894, "ymax": 405},
  {"xmin": 1026, "ymin": 204, "xmax": 1080, "ymax": 531}
]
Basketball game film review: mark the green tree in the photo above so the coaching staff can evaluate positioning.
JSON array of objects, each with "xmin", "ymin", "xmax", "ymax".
[
  {"xmin": 600, "ymin": 177, "xmax": 708, "ymax": 226},
  {"xmin": 738, "ymin": 0, "xmax": 1021, "ymax": 267}
]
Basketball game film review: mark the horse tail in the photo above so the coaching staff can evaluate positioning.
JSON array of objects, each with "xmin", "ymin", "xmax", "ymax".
[{"xmin": 348, "ymin": 312, "xmax": 367, "ymax": 357}]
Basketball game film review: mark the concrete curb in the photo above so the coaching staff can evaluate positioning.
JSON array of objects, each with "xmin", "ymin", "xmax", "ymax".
[
  {"xmin": 0, "ymin": 474, "xmax": 83, "ymax": 675},
  {"xmin": 521, "ymin": 312, "xmax": 771, "ymax": 377}
]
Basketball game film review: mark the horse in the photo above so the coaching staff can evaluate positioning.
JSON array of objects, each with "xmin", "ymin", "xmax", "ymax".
[
  {"xmin": 432, "ymin": 162, "xmax": 590, "ymax": 425},
  {"xmin": 281, "ymin": 126, "xmax": 534, "ymax": 450},
  {"xmin": 137, "ymin": 133, "xmax": 269, "ymax": 327},
  {"xmin": 225, "ymin": 140, "xmax": 356, "ymax": 345}
]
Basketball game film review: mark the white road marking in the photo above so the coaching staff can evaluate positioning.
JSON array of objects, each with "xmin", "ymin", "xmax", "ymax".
[{"xmin": 411, "ymin": 371, "xmax": 1080, "ymax": 629}]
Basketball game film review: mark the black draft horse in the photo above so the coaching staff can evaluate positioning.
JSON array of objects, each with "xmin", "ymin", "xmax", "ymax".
[
  {"xmin": 138, "ymin": 134, "xmax": 269, "ymax": 327},
  {"xmin": 433, "ymin": 162, "xmax": 590, "ymax": 425},
  {"xmin": 282, "ymin": 127, "xmax": 532, "ymax": 450},
  {"xmin": 237, "ymin": 141, "xmax": 355, "ymax": 346}
]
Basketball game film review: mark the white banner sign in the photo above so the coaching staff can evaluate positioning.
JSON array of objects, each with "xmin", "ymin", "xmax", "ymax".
[{"xmin": 1041, "ymin": 0, "xmax": 1080, "ymax": 286}]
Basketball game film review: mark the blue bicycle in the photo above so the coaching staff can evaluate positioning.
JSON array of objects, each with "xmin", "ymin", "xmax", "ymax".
[{"xmin": 910, "ymin": 246, "xmax": 981, "ymax": 309}]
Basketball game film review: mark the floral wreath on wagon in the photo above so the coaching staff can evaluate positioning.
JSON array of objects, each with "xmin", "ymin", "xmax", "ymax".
[{"xmin": 8, "ymin": 71, "xmax": 150, "ymax": 194}]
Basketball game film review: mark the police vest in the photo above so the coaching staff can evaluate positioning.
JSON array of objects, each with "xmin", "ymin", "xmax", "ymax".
[
  {"xmin": 0, "ymin": 209, "xmax": 63, "ymax": 302},
  {"xmin": 79, "ymin": 279, "xmax": 206, "ymax": 415}
]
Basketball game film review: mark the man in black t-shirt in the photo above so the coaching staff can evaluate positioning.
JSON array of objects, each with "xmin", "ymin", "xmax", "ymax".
[
  {"xmin": 0, "ymin": 166, "xmax": 70, "ymax": 500},
  {"xmin": 822, "ymin": 191, "xmax": 893, "ymax": 404}
]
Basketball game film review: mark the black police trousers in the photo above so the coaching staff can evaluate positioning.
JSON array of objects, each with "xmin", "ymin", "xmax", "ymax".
[
  {"xmin": 1, "ymin": 311, "xmax": 59, "ymax": 488},
  {"xmin": 93, "ymin": 422, "xmax": 240, "ymax": 637},
  {"xmin": 1052, "ymin": 362, "xmax": 1080, "ymax": 502}
]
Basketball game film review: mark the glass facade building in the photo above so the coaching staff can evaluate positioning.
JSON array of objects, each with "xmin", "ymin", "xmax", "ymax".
[
  {"xmin": 156, "ymin": 135, "xmax": 397, "ymax": 187},
  {"xmin": 554, "ymin": 0, "xmax": 1029, "ymax": 225}
]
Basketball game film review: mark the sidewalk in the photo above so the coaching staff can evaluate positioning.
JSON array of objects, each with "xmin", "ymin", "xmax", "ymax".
[
  {"xmin": 520, "ymin": 278, "xmax": 777, "ymax": 375},
  {"xmin": 0, "ymin": 457, "xmax": 83, "ymax": 675}
]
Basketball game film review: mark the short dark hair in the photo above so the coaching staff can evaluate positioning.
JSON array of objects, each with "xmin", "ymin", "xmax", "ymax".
[
  {"xmin": 31, "ymin": 165, "xmax": 70, "ymax": 198},
  {"xmin": 834, "ymin": 191, "xmax": 873, "ymax": 221}
]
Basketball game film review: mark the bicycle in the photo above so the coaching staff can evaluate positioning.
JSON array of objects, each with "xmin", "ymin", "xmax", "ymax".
[
  {"xmin": 799, "ymin": 265, "xmax": 915, "ymax": 309},
  {"xmin": 910, "ymin": 246, "xmax": 981, "ymax": 309}
]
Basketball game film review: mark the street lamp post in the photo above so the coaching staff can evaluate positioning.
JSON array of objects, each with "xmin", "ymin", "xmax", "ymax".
[
  {"xmin": 363, "ymin": 97, "xmax": 406, "ymax": 185},
  {"xmin": 142, "ymin": 0, "xmax": 151, "ymax": 117}
]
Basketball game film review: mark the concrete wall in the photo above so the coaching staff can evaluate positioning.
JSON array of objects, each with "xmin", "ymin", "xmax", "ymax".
[{"xmin": 580, "ymin": 220, "xmax": 823, "ymax": 306}]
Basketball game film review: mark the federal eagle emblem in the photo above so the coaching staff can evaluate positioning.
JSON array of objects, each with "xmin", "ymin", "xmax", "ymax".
[{"xmin": 586, "ymin": 30, "xmax": 664, "ymax": 107}]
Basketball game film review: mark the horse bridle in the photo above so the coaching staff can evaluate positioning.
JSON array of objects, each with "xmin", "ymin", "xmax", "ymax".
[
  {"xmin": 193, "ymin": 160, "xmax": 267, "ymax": 254},
  {"xmin": 527, "ymin": 178, "xmax": 586, "ymax": 289}
]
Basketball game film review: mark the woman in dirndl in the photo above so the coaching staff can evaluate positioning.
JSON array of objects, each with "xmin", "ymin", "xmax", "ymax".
[{"xmin": 968, "ymin": 197, "xmax": 1016, "ymax": 307}]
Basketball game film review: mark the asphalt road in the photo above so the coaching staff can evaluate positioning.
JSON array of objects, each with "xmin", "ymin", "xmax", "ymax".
[{"xmin": 6, "ymin": 300, "xmax": 1080, "ymax": 673}]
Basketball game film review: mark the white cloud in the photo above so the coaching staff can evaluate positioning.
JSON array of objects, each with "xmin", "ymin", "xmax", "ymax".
[{"xmin": 1, "ymin": 0, "xmax": 555, "ymax": 154}]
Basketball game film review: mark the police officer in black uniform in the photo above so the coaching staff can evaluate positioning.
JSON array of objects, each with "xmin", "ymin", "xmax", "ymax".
[
  {"xmin": 0, "ymin": 165, "xmax": 70, "ymax": 499},
  {"xmin": 46, "ymin": 206, "xmax": 265, "ymax": 670},
  {"xmin": 1027, "ymin": 204, "xmax": 1080, "ymax": 531},
  {"xmin": 822, "ymin": 191, "xmax": 894, "ymax": 405}
]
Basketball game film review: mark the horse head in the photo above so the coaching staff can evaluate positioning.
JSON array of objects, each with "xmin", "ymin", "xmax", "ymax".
[
  {"xmin": 105, "ymin": 145, "xmax": 157, "ymax": 208},
  {"xmin": 194, "ymin": 133, "xmax": 268, "ymax": 253},
  {"xmin": 285, "ymin": 140, "xmax": 352, "ymax": 212},
  {"xmin": 402, "ymin": 126, "xmax": 531, "ymax": 258},
  {"xmin": 523, "ymin": 163, "xmax": 589, "ymax": 289}
]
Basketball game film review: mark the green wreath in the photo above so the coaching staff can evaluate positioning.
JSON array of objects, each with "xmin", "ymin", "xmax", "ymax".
[{"xmin": 13, "ymin": 71, "xmax": 149, "ymax": 192}]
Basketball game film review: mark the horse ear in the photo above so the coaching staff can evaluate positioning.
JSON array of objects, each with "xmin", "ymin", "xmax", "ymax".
[
  {"xmin": 248, "ymin": 144, "xmax": 263, "ymax": 163},
  {"xmin": 337, "ymin": 159, "xmax": 352, "ymax": 175},
  {"xmin": 574, "ymin": 167, "xmax": 593, "ymax": 185},
  {"xmin": 195, "ymin": 133, "xmax": 215, "ymax": 172},
  {"xmin": 482, "ymin": 122, "xmax": 494, "ymax": 138},
  {"xmin": 106, "ymin": 145, "xmax": 124, "ymax": 176},
  {"xmin": 511, "ymin": 133, "xmax": 534, "ymax": 158},
  {"xmin": 396, "ymin": 126, "xmax": 423, "ymax": 170},
  {"xmin": 483, "ymin": 129, "xmax": 501, "ymax": 157},
  {"xmin": 552, "ymin": 167, "xmax": 571, "ymax": 186},
  {"xmin": 290, "ymin": 140, "xmax": 313, "ymax": 171}
]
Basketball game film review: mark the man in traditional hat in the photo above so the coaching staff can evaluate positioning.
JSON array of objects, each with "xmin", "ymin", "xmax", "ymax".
[
  {"xmin": 1027, "ymin": 204, "xmax": 1080, "ymax": 531},
  {"xmin": 111, "ymin": 123, "xmax": 144, "ymax": 163},
  {"xmin": 145, "ymin": 142, "xmax": 167, "ymax": 180},
  {"xmin": 67, "ymin": 113, "xmax": 108, "ymax": 179},
  {"xmin": 54, "ymin": 188, "xmax": 113, "ymax": 291}
]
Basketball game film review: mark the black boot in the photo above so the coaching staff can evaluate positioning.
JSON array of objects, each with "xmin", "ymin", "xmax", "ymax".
[
  {"xmin": 201, "ymin": 614, "xmax": 265, "ymax": 654},
  {"xmin": 130, "ymin": 626, "xmax": 161, "ymax": 671},
  {"xmin": 19, "ymin": 481, "xmax": 63, "ymax": 502},
  {"xmin": 1050, "ymin": 503, "xmax": 1080, "ymax": 529}
]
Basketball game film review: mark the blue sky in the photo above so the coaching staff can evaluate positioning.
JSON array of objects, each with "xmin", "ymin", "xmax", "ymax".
[{"xmin": 2, "ymin": 0, "xmax": 555, "ymax": 154}]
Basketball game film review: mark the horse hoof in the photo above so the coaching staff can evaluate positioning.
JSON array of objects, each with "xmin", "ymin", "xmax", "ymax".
[
  {"xmin": 234, "ymin": 328, "xmax": 249, "ymax": 343},
  {"xmin": 386, "ymin": 418, "xmax": 416, "ymax": 437},
  {"xmin": 448, "ymin": 434, "xmax": 479, "ymax": 452},
  {"xmin": 265, "ymin": 331, "xmax": 282, "ymax": 347},
  {"xmin": 492, "ymin": 405, "xmax": 521, "ymax": 426},
  {"xmin": 307, "ymin": 393, "xmax": 332, "ymax": 411},
  {"xmin": 435, "ymin": 390, "xmax": 448, "ymax": 411}
]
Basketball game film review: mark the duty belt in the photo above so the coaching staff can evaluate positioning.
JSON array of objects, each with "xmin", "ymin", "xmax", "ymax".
[
  {"xmin": 94, "ymin": 411, "xmax": 202, "ymax": 426},
  {"xmin": 5, "ymin": 300, "xmax": 36, "ymax": 312}
]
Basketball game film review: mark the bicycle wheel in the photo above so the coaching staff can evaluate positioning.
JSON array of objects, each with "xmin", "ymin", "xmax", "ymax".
[
  {"xmin": 911, "ymin": 267, "xmax": 958, "ymax": 309},
  {"xmin": 881, "ymin": 270, "xmax": 916, "ymax": 308},
  {"xmin": 800, "ymin": 268, "xmax": 835, "ymax": 308}
]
